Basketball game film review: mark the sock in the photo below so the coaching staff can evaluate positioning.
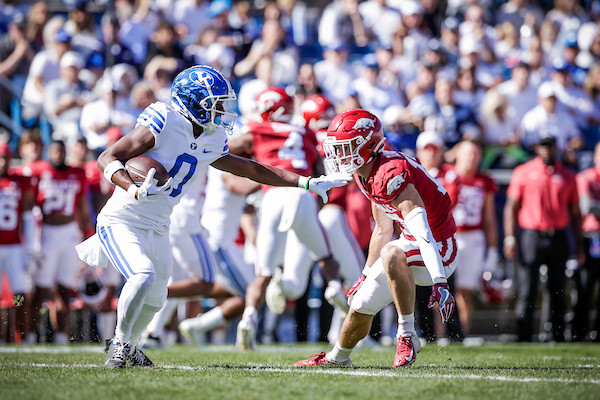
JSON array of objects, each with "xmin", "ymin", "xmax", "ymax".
[
  {"xmin": 129, "ymin": 304, "xmax": 162, "ymax": 348},
  {"xmin": 114, "ymin": 273, "xmax": 155, "ymax": 344},
  {"xmin": 97, "ymin": 312, "xmax": 117, "ymax": 341},
  {"xmin": 397, "ymin": 313, "xmax": 416, "ymax": 338},
  {"xmin": 145, "ymin": 298, "xmax": 179, "ymax": 338},
  {"xmin": 327, "ymin": 341, "xmax": 353, "ymax": 362},
  {"xmin": 242, "ymin": 306, "xmax": 257, "ymax": 321},
  {"xmin": 188, "ymin": 306, "xmax": 225, "ymax": 333}
]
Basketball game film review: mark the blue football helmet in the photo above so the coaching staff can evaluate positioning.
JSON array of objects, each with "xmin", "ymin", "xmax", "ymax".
[{"xmin": 171, "ymin": 65, "xmax": 237, "ymax": 133}]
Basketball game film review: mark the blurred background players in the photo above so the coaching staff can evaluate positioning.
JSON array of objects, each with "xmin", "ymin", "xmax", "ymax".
[
  {"xmin": 0, "ymin": 142, "xmax": 36, "ymax": 343},
  {"xmin": 442, "ymin": 140, "xmax": 498, "ymax": 337},
  {"xmin": 231, "ymin": 86, "xmax": 348, "ymax": 350},
  {"xmin": 25, "ymin": 140, "xmax": 92, "ymax": 344}
]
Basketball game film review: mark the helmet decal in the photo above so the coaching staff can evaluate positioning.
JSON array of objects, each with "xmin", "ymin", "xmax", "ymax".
[{"xmin": 352, "ymin": 118, "xmax": 375, "ymax": 130}]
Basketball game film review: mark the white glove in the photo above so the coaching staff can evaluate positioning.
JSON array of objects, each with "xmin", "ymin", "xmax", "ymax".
[
  {"xmin": 302, "ymin": 173, "xmax": 351, "ymax": 203},
  {"xmin": 133, "ymin": 168, "xmax": 173, "ymax": 201}
]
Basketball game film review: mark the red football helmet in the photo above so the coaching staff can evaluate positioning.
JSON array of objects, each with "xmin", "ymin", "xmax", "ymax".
[
  {"xmin": 480, "ymin": 270, "xmax": 513, "ymax": 306},
  {"xmin": 301, "ymin": 94, "xmax": 337, "ymax": 131},
  {"xmin": 254, "ymin": 86, "xmax": 294, "ymax": 122},
  {"xmin": 324, "ymin": 109, "xmax": 385, "ymax": 175}
]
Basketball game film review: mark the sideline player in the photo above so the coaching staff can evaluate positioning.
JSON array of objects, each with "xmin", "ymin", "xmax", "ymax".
[
  {"xmin": 442, "ymin": 140, "xmax": 498, "ymax": 337},
  {"xmin": 0, "ymin": 142, "xmax": 36, "ymax": 342},
  {"xmin": 75, "ymin": 65, "xmax": 348, "ymax": 368},
  {"xmin": 229, "ymin": 87, "xmax": 348, "ymax": 350},
  {"xmin": 27, "ymin": 140, "xmax": 92, "ymax": 344},
  {"xmin": 295, "ymin": 109, "xmax": 458, "ymax": 368}
]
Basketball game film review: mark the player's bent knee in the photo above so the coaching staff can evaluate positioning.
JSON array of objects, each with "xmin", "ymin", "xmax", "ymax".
[{"xmin": 380, "ymin": 245, "xmax": 407, "ymax": 273}]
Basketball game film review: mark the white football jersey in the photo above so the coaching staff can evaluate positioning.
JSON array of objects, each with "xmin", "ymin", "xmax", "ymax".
[
  {"xmin": 201, "ymin": 166, "xmax": 247, "ymax": 248},
  {"xmin": 170, "ymin": 166, "xmax": 208, "ymax": 236},
  {"xmin": 98, "ymin": 102, "xmax": 228, "ymax": 234}
]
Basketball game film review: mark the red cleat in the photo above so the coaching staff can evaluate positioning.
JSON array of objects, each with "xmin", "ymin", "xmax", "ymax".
[
  {"xmin": 393, "ymin": 335, "xmax": 420, "ymax": 367},
  {"xmin": 294, "ymin": 352, "xmax": 352, "ymax": 367}
]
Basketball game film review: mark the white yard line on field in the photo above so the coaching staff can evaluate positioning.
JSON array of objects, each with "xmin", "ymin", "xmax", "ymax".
[{"xmin": 7, "ymin": 362, "xmax": 600, "ymax": 385}]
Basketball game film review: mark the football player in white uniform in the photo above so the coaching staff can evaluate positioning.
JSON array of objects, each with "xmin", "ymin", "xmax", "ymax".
[{"xmin": 76, "ymin": 65, "xmax": 348, "ymax": 368}]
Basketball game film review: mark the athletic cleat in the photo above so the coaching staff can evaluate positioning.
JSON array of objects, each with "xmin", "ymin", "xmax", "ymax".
[
  {"xmin": 265, "ymin": 268, "xmax": 286, "ymax": 314},
  {"xmin": 129, "ymin": 346, "xmax": 154, "ymax": 367},
  {"xmin": 179, "ymin": 319, "xmax": 204, "ymax": 345},
  {"xmin": 236, "ymin": 316, "xmax": 257, "ymax": 351},
  {"xmin": 393, "ymin": 335, "xmax": 421, "ymax": 367},
  {"xmin": 105, "ymin": 340, "xmax": 131, "ymax": 369},
  {"xmin": 294, "ymin": 352, "xmax": 352, "ymax": 367},
  {"xmin": 324, "ymin": 284, "xmax": 350, "ymax": 316},
  {"xmin": 140, "ymin": 334, "xmax": 164, "ymax": 349}
]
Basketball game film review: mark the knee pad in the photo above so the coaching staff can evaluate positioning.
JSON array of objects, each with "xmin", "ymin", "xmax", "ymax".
[{"xmin": 144, "ymin": 272, "xmax": 169, "ymax": 308}]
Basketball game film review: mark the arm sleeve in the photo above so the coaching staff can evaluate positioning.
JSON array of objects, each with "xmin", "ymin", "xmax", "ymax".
[{"xmin": 404, "ymin": 207, "xmax": 447, "ymax": 283}]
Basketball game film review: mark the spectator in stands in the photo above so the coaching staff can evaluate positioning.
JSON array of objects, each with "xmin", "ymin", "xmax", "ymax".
[
  {"xmin": 583, "ymin": 62, "xmax": 600, "ymax": 127},
  {"xmin": 519, "ymin": 82, "xmax": 582, "ymax": 165},
  {"xmin": 439, "ymin": 17, "xmax": 460, "ymax": 66},
  {"xmin": 25, "ymin": 1, "xmax": 48, "ymax": 50},
  {"xmin": 497, "ymin": 62, "xmax": 538, "ymax": 126},
  {"xmin": 358, "ymin": 0, "xmax": 401, "ymax": 49},
  {"xmin": 209, "ymin": 0, "xmax": 252, "ymax": 60},
  {"xmin": 314, "ymin": 41, "xmax": 356, "ymax": 106},
  {"xmin": 522, "ymin": 35, "xmax": 551, "ymax": 87},
  {"xmin": 495, "ymin": 0, "xmax": 544, "ymax": 28},
  {"xmin": 116, "ymin": 0, "xmax": 160, "ymax": 66},
  {"xmin": 233, "ymin": 19, "xmax": 298, "ymax": 86},
  {"xmin": 21, "ymin": 24, "xmax": 70, "ymax": 123},
  {"xmin": 432, "ymin": 77, "xmax": 478, "ymax": 148},
  {"xmin": 398, "ymin": 0, "xmax": 432, "ymax": 63},
  {"xmin": 573, "ymin": 141, "xmax": 600, "ymax": 342},
  {"xmin": 453, "ymin": 66, "xmax": 486, "ymax": 118},
  {"xmin": 97, "ymin": 13, "xmax": 136, "ymax": 70},
  {"xmin": 504, "ymin": 133, "xmax": 584, "ymax": 342},
  {"xmin": 545, "ymin": 0, "xmax": 589, "ymax": 30},
  {"xmin": 64, "ymin": 0, "xmax": 102, "ymax": 59},
  {"xmin": 165, "ymin": 0, "xmax": 211, "ymax": 45},
  {"xmin": 44, "ymin": 51, "xmax": 94, "ymax": 145},
  {"xmin": 550, "ymin": 59, "xmax": 594, "ymax": 130},
  {"xmin": 141, "ymin": 21, "xmax": 191, "ymax": 73},
  {"xmin": 0, "ymin": 13, "xmax": 35, "ymax": 126},
  {"xmin": 318, "ymin": 0, "xmax": 369, "ymax": 48}
]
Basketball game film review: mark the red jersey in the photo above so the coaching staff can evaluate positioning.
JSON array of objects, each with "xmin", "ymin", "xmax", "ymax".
[
  {"xmin": 84, "ymin": 160, "xmax": 104, "ymax": 194},
  {"xmin": 442, "ymin": 167, "xmax": 497, "ymax": 232},
  {"xmin": 576, "ymin": 166, "xmax": 600, "ymax": 233},
  {"xmin": 244, "ymin": 121, "xmax": 319, "ymax": 190},
  {"xmin": 0, "ymin": 172, "xmax": 34, "ymax": 244},
  {"xmin": 25, "ymin": 160, "xmax": 87, "ymax": 218},
  {"xmin": 507, "ymin": 157, "xmax": 578, "ymax": 231},
  {"xmin": 356, "ymin": 151, "xmax": 456, "ymax": 242}
]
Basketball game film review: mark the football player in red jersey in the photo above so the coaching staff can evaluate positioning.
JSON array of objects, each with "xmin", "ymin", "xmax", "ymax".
[
  {"xmin": 442, "ymin": 140, "xmax": 498, "ymax": 337},
  {"xmin": 230, "ymin": 87, "xmax": 349, "ymax": 350},
  {"xmin": 25, "ymin": 140, "xmax": 93, "ymax": 344},
  {"xmin": 296, "ymin": 109, "xmax": 458, "ymax": 368},
  {"xmin": 0, "ymin": 142, "xmax": 36, "ymax": 343}
]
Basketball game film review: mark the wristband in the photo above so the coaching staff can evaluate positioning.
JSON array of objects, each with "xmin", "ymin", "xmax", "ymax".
[
  {"xmin": 361, "ymin": 266, "xmax": 371, "ymax": 276},
  {"xmin": 103, "ymin": 160, "xmax": 125, "ymax": 184},
  {"xmin": 504, "ymin": 236, "xmax": 516, "ymax": 245},
  {"xmin": 297, "ymin": 176, "xmax": 311, "ymax": 190},
  {"xmin": 127, "ymin": 184, "xmax": 138, "ymax": 199}
]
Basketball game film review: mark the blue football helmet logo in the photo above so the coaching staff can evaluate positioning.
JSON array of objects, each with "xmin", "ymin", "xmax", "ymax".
[{"xmin": 171, "ymin": 65, "xmax": 237, "ymax": 134}]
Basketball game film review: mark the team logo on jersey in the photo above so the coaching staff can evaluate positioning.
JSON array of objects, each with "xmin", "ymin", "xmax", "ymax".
[
  {"xmin": 386, "ymin": 174, "xmax": 405, "ymax": 195},
  {"xmin": 352, "ymin": 118, "xmax": 375, "ymax": 130},
  {"xmin": 190, "ymin": 70, "xmax": 214, "ymax": 88},
  {"xmin": 191, "ymin": 143, "xmax": 198, "ymax": 150}
]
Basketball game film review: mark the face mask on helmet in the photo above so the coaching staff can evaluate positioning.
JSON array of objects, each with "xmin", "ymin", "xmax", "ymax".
[
  {"xmin": 171, "ymin": 65, "xmax": 238, "ymax": 134},
  {"xmin": 323, "ymin": 109, "xmax": 385, "ymax": 176}
]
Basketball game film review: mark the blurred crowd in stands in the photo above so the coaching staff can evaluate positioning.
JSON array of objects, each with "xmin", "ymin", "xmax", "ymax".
[{"xmin": 1, "ymin": 0, "xmax": 600, "ymax": 345}]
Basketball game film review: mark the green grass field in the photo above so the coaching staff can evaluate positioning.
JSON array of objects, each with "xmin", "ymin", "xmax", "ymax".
[{"xmin": 1, "ymin": 342, "xmax": 599, "ymax": 400}]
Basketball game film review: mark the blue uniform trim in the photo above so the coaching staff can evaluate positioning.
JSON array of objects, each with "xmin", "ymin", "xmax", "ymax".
[
  {"xmin": 98, "ymin": 226, "xmax": 132, "ymax": 279},
  {"xmin": 215, "ymin": 247, "xmax": 246, "ymax": 296},
  {"xmin": 191, "ymin": 233, "xmax": 215, "ymax": 283},
  {"xmin": 137, "ymin": 104, "xmax": 166, "ymax": 135}
]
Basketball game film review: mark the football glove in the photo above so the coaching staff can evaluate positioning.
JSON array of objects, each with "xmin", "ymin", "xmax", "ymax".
[
  {"xmin": 307, "ymin": 174, "xmax": 351, "ymax": 203},
  {"xmin": 427, "ymin": 282, "xmax": 455, "ymax": 324},
  {"xmin": 136, "ymin": 168, "xmax": 173, "ymax": 201},
  {"xmin": 346, "ymin": 274, "xmax": 366, "ymax": 305}
]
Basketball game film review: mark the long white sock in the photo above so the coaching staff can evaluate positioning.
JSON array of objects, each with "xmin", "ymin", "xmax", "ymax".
[
  {"xmin": 327, "ymin": 341, "xmax": 353, "ymax": 362},
  {"xmin": 97, "ymin": 312, "xmax": 117, "ymax": 341},
  {"xmin": 397, "ymin": 313, "xmax": 416, "ymax": 338},
  {"xmin": 187, "ymin": 306, "xmax": 225, "ymax": 333},
  {"xmin": 242, "ymin": 306, "xmax": 257, "ymax": 321},
  {"xmin": 129, "ymin": 304, "xmax": 162, "ymax": 348},
  {"xmin": 114, "ymin": 273, "xmax": 155, "ymax": 343},
  {"xmin": 145, "ymin": 298, "xmax": 179, "ymax": 338}
]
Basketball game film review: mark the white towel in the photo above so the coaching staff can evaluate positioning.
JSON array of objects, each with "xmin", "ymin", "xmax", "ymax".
[{"xmin": 75, "ymin": 233, "xmax": 109, "ymax": 269}]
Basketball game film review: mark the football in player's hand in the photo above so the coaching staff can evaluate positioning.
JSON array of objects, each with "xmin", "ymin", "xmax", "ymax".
[{"xmin": 125, "ymin": 156, "xmax": 170, "ymax": 186}]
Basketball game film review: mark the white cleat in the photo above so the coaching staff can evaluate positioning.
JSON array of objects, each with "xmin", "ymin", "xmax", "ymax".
[
  {"xmin": 236, "ymin": 317, "xmax": 257, "ymax": 351},
  {"xmin": 179, "ymin": 319, "xmax": 204, "ymax": 345},
  {"xmin": 265, "ymin": 268, "xmax": 286, "ymax": 315}
]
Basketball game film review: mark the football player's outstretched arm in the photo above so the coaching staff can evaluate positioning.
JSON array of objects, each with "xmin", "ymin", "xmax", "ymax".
[{"xmin": 212, "ymin": 154, "xmax": 303, "ymax": 187}]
